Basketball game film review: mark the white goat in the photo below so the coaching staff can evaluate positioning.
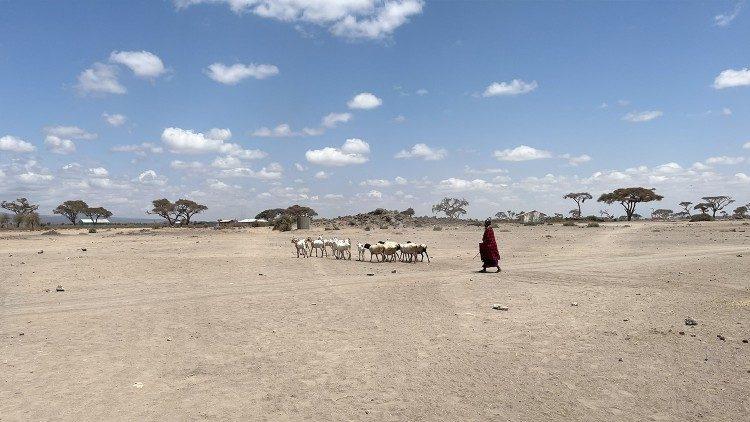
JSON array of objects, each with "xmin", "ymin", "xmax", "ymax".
[
  {"xmin": 364, "ymin": 243, "xmax": 385, "ymax": 262},
  {"xmin": 307, "ymin": 236, "xmax": 327, "ymax": 257},
  {"xmin": 400, "ymin": 242, "xmax": 419, "ymax": 263},
  {"xmin": 333, "ymin": 238, "xmax": 352, "ymax": 260},
  {"xmin": 291, "ymin": 237, "xmax": 308, "ymax": 258},
  {"xmin": 357, "ymin": 243, "xmax": 366, "ymax": 261},
  {"xmin": 379, "ymin": 240, "xmax": 401, "ymax": 262},
  {"xmin": 323, "ymin": 237, "xmax": 337, "ymax": 255}
]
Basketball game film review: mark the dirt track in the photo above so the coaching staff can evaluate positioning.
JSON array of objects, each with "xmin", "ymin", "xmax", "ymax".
[{"xmin": 2, "ymin": 221, "xmax": 749, "ymax": 420}]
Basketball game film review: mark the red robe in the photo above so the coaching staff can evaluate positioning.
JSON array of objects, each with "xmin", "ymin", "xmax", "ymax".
[{"xmin": 480, "ymin": 226, "xmax": 500, "ymax": 265}]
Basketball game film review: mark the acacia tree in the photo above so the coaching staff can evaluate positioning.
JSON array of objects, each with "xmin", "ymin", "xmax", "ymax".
[
  {"xmin": 701, "ymin": 196, "xmax": 734, "ymax": 218},
  {"xmin": 148, "ymin": 199, "xmax": 180, "ymax": 225},
  {"xmin": 175, "ymin": 199, "xmax": 208, "ymax": 224},
  {"xmin": 84, "ymin": 207, "xmax": 112, "ymax": 224},
  {"xmin": 285, "ymin": 205, "xmax": 317, "ymax": 217},
  {"xmin": 597, "ymin": 187, "xmax": 664, "ymax": 221},
  {"xmin": 693, "ymin": 203, "xmax": 710, "ymax": 215},
  {"xmin": 495, "ymin": 211, "xmax": 508, "ymax": 220},
  {"xmin": 652, "ymin": 209, "xmax": 673, "ymax": 220},
  {"xmin": 53, "ymin": 200, "xmax": 89, "ymax": 225},
  {"xmin": 733, "ymin": 206, "xmax": 748, "ymax": 219},
  {"xmin": 1, "ymin": 198, "xmax": 39, "ymax": 227},
  {"xmin": 255, "ymin": 208, "xmax": 285, "ymax": 220},
  {"xmin": 24, "ymin": 212, "xmax": 42, "ymax": 230},
  {"xmin": 563, "ymin": 192, "xmax": 592, "ymax": 220},
  {"xmin": 400, "ymin": 208, "xmax": 415, "ymax": 217},
  {"xmin": 432, "ymin": 197, "xmax": 469, "ymax": 219},
  {"xmin": 0, "ymin": 213, "xmax": 10, "ymax": 228},
  {"xmin": 679, "ymin": 201, "xmax": 693, "ymax": 217}
]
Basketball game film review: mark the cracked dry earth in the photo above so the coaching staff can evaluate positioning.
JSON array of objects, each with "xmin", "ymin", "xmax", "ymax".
[{"xmin": 1, "ymin": 221, "xmax": 749, "ymax": 420}]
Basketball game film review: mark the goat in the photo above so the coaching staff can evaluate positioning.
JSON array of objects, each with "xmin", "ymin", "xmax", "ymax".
[
  {"xmin": 333, "ymin": 238, "xmax": 352, "ymax": 260},
  {"xmin": 307, "ymin": 236, "xmax": 327, "ymax": 257},
  {"xmin": 364, "ymin": 243, "xmax": 385, "ymax": 262},
  {"xmin": 400, "ymin": 242, "xmax": 419, "ymax": 263},
  {"xmin": 379, "ymin": 240, "xmax": 401, "ymax": 262},
  {"xmin": 415, "ymin": 243, "xmax": 430, "ymax": 262},
  {"xmin": 356, "ymin": 243, "xmax": 366, "ymax": 261},
  {"xmin": 291, "ymin": 237, "xmax": 308, "ymax": 258}
]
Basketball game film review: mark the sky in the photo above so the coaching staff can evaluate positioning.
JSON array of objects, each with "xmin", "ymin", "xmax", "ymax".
[{"xmin": 1, "ymin": 0, "xmax": 749, "ymax": 220}]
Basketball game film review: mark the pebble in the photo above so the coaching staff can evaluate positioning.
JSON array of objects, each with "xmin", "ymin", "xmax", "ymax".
[
  {"xmin": 743, "ymin": 339, "xmax": 748, "ymax": 344},
  {"xmin": 366, "ymin": 273, "xmax": 375, "ymax": 276},
  {"xmin": 81, "ymin": 248, "xmax": 87, "ymax": 252},
  {"xmin": 55, "ymin": 285, "xmax": 65, "ymax": 292},
  {"xmin": 166, "ymin": 337, "xmax": 172, "ymax": 342},
  {"xmin": 685, "ymin": 317, "xmax": 698, "ymax": 326},
  {"xmin": 133, "ymin": 382, "xmax": 143, "ymax": 389},
  {"xmin": 37, "ymin": 250, "xmax": 43, "ymax": 254},
  {"xmin": 717, "ymin": 335, "xmax": 726, "ymax": 341},
  {"xmin": 679, "ymin": 331, "xmax": 685, "ymax": 335},
  {"xmin": 492, "ymin": 304, "xmax": 509, "ymax": 311},
  {"xmin": 391, "ymin": 270, "xmax": 396, "ymax": 274},
  {"xmin": 571, "ymin": 302, "xmax": 578, "ymax": 307}
]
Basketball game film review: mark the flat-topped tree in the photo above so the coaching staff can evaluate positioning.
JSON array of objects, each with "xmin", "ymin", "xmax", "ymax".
[
  {"xmin": 1, "ymin": 198, "xmax": 39, "ymax": 227},
  {"xmin": 255, "ymin": 208, "xmax": 285, "ymax": 221},
  {"xmin": 734, "ymin": 206, "xmax": 748, "ymax": 219},
  {"xmin": 285, "ymin": 205, "xmax": 317, "ymax": 218},
  {"xmin": 432, "ymin": 197, "xmax": 468, "ymax": 219},
  {"xmin": 563, "ymin": 192, "xmax": 592, "ymax": 220},
  {"xmin": 701, "ymin": 196, "xmax": 734, "ymax": 218},
  {"xmin": 147, "ymin": 198, "xmax": 180, "ymax": 226},
  {"xmin": 597, "ymin": 187, "xmax": 663, "ymax": 221},
  {"xmin": 679, "ymin": 201, "xmax": 693, "ymax": 217},
  {"xmin": 495, "ymin": 211, "xmax": 508, "ymax": 220},
  {"xmin": 53, "ymin": 200, "xmax": 88, "ymax": 225},
  {"xmin": 175, "ymin": 199, "xmax": 207, "ymax": 225},
  {"xmin": 84, "ymin": 207, "xmax": 112, "ymax": 224},
  {"xmin": 652, "ymin": 209, "xmax": 673, "ymax": 220},
  {"xmin": 693, "ymin": 203, "xmax": 710, "ymax": 215}
]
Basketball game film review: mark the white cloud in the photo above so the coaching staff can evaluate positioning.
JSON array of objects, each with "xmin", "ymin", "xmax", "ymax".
[
  {"xmin": 494, "ymin": 145, "xmax": 552, "ymax": 161},
  {"xmin": 322, "ymin": 112, "xmax": 353, "ymax": 128},
  {"xmin": 622, "ymin": 110, "xmax": 663, "ymax": 122},
  {"xmin": 743, "ymin": 142, "xmax": 750, "ymax": 149},
  {"xmin": 464, "ymin": 166, "xmax": 508, "ymax": 175},
  {"xmin": 736, "ymin": 173, "xmax": 750, "ymax": 182},
  {"xmin": 315, "ymin": 171, "xmax": 330, "ymax": 179},
  {"xmin": 705, "ymin": 156, "xmax": 746, "ymax": 165},
  {"xmin": 205, "ymin": 63, "xmax": 279, "ymax": 84},
  {"xmin": 76, "ymin": 63, "xmax": 126, "ymax": 95},
  {"xmin": 366, "ymin": 189, "xmax": 383, "ymax": 199},
  {"xmin": 211, "ymin": 155, "xmax": 243, "ymax": 169},
  {"xmin": 137, "ymin": 169, "xmax": 167, "ymax": 186},
  {"xmin": 560, "ymin": 154, "xmax": 592, "ymax": 166},
  {"xmin": 436, "ymin": 178, "xmax": 494, "ymax": 192},
  {"xmin": 170, "ymin": 160, "xmax": 205, "ymax": 170},
  {"xmin": 324, "ymin": 193, "xmax": 344, "ymax": 199},
  {"xmin": 18, "ymin": 172, "xmax": 54, "ymax": 184},
  {"xmin": 482, "ymin": 79, "xmax": 537, "ymax": 97},
  {"xmin": 305, "ymin": 138, "xmax": 370, "ymax": 166},
  {"xmin": 44, "ymin": 126, "xmax": 96, "ymax": 140},
  {"xmin": 178, "ymin": 0, "xmax": 424, "ymax": 39},
  {"xmin": 252, "ymin": 123, "xmax": 295, "ymax": 137},
  {"xmin": 393, "ymin": 115, "xmax": 406, "ymax": 123},
  {"xmin": 44, "ymin": 136, "xmax": 76, "ymax": 154},
  {"xmin": 88, "ymin": 167, "xmax": 109, "ymax": 177},
  {"xmin": 220, "ymin": 165, "xmax": 283, "ymax": 180},
  {"xmin": 161, "ymin": 127, "xmax": 267, "ymax": 159},
  {"xmin": 722, "ymin": 107, "xmax": 732, "ymax": 116},
  {"xmin": 347, "ymin": 92, "xmax": 382, "ymax": 109},
  {"xmin": 713, "ymin": 68, "xmax": 750, "ymax": 89},
  {"xmin": 0, "ymin": 135, "xmax": 35, "ymax": 152},
  {"xmin": 714, "ymin": 3, "xmax": 742, "ymax": 27},
  {"xmin": 103, "ymin": 112, "xmax": 127, "ymax": 126},
  {"xmin": 111, "ymin": 142, "xmax": 163, "ymax": 155},
  {"xmin": 302, "ymin": 127, "xmax": 324, "ymax": 136},
  {"xmin": 394, "ymin": 176, "xmax": 407, "ymax": 185},
  {"xmin": 416, "ymin": 88, "xmax": 428, "ymax": 96},
  {"xmin": 294, "ymin": 163, "xmax": 306, "ymax": 171},
  {"xmin": 395, "ymin": 143, "xmax": 447, "ymax": 161},
  {"xmin": 361, "ymin": 179, "xmax": 391, "ymax": 187},
  {"xmin": 62, "ymin": 163, "xmax": 81, "ymax": 171},
  {"xmin": 109, "ymin": 50, "xmax": 166, "ymax": 78}
]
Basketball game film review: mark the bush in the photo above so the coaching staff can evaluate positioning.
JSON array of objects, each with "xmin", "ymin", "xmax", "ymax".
[
  {"xmin": 88, "ymin": 228, "xmax": 97, "ymax": 233},
  {"xmin": 379, "ymin": 224, "xmax": 389, "ymax": 230},
  {"xmin": 433, "ymin": 226, "xmax": 442, "ymax": 231},
  {"xmin": 273, "ymin": 214, "xmax": 294, "ymax": 231},
  {"xmin": 562, "ymin": 221, "xmax": 576, "ymax": 227},
  {"xmin": 689, "ymin": 214, "xmax": 714, "ymax": 222},
  {"xmin": 587, "ymin": 222, "xmax": 600, "ymax": 228},
  {"xmin": 364, "ymin": 226, "xmax": 371, "ymax": 231}
]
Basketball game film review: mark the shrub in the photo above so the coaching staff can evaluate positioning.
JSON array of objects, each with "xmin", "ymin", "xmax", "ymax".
[
  {"xmin": 273, "ymin": 214, "xmax": 294, "ymax": 232},
  {"xmin": 433, "ymin": 226, "xmax": 442, "ymax": 231},
  {"xmin": 364, "ymin": 226, "xmax": 371, "ymax": 231},
  {"xmin": 689, "ymin": 214, "xmax": 713, "ymax": 222},
  {"xmin": 379, "ymin": 224, "xmax": 389, "ymax": 230},
  {"xmin": 88, "ymin": 228, "xmax": 97, "ymax": 233},
  {"xmin": 562, "ymin": 221, "xmax": 576, "ymax": 227},
  {"xmin": 587, "ymin": 222, "xmax": 600, "ymax": 227}
]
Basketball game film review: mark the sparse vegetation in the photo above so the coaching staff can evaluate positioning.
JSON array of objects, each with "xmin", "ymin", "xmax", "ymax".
[
  {"xmin": 597, "ymin": 187, "xmax": 663, "ymax": 221},
  {"xmin": 563, "ymin": 192, "xmax": 592, "ymax": 219},
  {"xmin": 1, "ymin": 198, "xmax": 39, "ymax": 228},
  {"xmin": 563, "ymin": 221, "xmax": 576, "ymax": 227},
  {"xmin": 272, "ymin": 215, "xmax": 294, "ymax": 232},
  {"xmin": 689, "ymin": 213, "xmax": 713, "ymax": 222},
  {"xmin": 433, "ymin": 226, "xmax": 443, "ymax": 231},
  {"xmin": 587, "ymin": 222, "xmax": 600, "ymax": 227},
  {"xmin": 88, "ymin": 228, "xmax": 97, "ymax": 233},
  {"xmin": 432, "ymin": 197, "xmax": 469, "ymax": 219},
  {"xmin": 53, "ymin": 200, "xmax": 88, "ymax": 225}
]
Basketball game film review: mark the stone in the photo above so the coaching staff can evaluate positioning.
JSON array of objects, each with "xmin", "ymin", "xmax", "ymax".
[
  {"xmin": 81, "ymin": 248, "xmax": 87, "ymax": 252},
  {"xmin": 684, "ymin": 317, "xmax": 698, "ymax": 326},
  {"xmin": 391, "ymin": 270, "xmax": 396, "ymax": 274},
  {"xmin": 679, "ymin": 331, "xmax": 685, "ymax": 335},
  {"xmin": 55, "ymin": 285, "xmax": 64, "ymax": 292},
  {"xmin": 743, "ymin": 339, "xmax": 748, "ymax": 343},
  {"xmin": 571, "ymin": 302, "xmax": 578, "ymax": 307},
  {"xmin": 492, "ymin": 304, "xmax": 509, "ymax": 311},
  {"xmin": 166, "ymin": 337, "xmax": 172, "ymax": 342},
  {"xmin": 37, "ymin": 250, "xmax": 43, "ymax": 254},
  {"xmin": 717, "ymin": 335, "xmax": 726, "ymax": 341}
]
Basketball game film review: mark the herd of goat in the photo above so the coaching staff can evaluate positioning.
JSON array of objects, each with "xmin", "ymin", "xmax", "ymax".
[{"xmin": 291, "ymin": 236, "xmax": 430, "ymax": 263}]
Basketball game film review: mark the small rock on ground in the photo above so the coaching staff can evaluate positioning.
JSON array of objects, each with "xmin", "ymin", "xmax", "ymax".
[
  {"xmin": 492, "ymin": 304, "xmax": 509, "ymax": 311},
  {"xmin": 685, "ymin": 317, "xmax": 698, "ymax": 326}
]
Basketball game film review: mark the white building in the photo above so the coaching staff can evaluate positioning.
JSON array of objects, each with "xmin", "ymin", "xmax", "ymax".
[
  {"xmin": 79, "ymin": 218, "xmax": 111, "ymax": 224},
  {"xmin": 517, "ymin": 211, "xmax": 546, "ymax": 224}
]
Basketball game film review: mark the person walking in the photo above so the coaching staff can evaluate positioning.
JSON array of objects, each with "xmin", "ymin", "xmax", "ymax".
[{"xmin": 479, "ymin": 218, "xmax": 501, "ymax": 273}]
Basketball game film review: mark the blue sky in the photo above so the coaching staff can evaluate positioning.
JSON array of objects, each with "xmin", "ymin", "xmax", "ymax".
[{"xmin": 1, "ymin": 0, "xmax": 749, "ymax": 219}]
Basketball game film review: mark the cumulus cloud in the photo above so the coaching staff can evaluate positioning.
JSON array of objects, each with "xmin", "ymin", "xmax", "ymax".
[
  {"xmin": 361, "ymin": 179, "xmax": 391, "ymax": 187},
  {"xmin": 220, "ymin": 165, "xmax": 283, "ymax": 180},
  {"xmin": 252, "ymin": 124, "xmax": 295, "ymax": 137},
  {"xmin": 76, "ymin": 63, "xmax": 126, "ymax": 95},
  {"xmin": 205, "ymin": 63, "xmax": 279, "ymax": 84},
  {"xmin": 88, "ymin": 167, "xmax": 109, "ymax": 177},
  {"xmin": 347, "ymin": 92, "xmax": 382, "ymax": 109},
  {"xmin": 305, "ymin": 138, "xmax": 370, "ymax": 166},
  {"xmin": 436, "ymin": 178, "xmax": 494, "ymax": 192},
  {"xmin": 315, "ymin": 171, "xmax": 331, "ymax": 179},
  {"xmin": 714, "ymin": 3, "xmax": 742, "ymax": 27},
  {"xmin": 560, "ymin": 154, "xmax": 592, "ymax": 166},
  {"xmin": 464, "ymin": 166, "xmax": 508, "ymax": 175},
  {"xmin": 743, "ymin": 142, "xmax": 750, "ymax": 149},
  {"xmin": 482, "ymin": 79, "xmax": 537, "ymax": 97},
  {"xmin": 736, "ymin": 173, "xmax": 750, "ymax": 182},
  {"xmin": 161, "ymin": 127, "xmax": 266, "ymax": 159},
  {"xmin": 622, "ymin": 110, "xmax": 663, "ymax": 122},
  {"xmin": 0, "ymin": 135, "xmax": 35, "ymax": 152},
  {"xmin": 109, "ymin": 50, "xmax": 166, "ymax": 78},
  {"xmin": 713, "ymin": 68, "xmax": 750, "ymax": 89},
  {"xmin": 18, "ymin": 172, "xmax": 54, "ymax": 184},
  {"xmin": 395, "ymin": 143, "xmax": 447, "ymax": 161},
  {"xmin": 494, "ymin": 145, "xmax": 552, "ymax": 161},
  {"xmin": 176, "ymin": 0, "xmax": 424, "ymax": 40},
  {"xmin": 102, "ymin": 112, "xmax": 127, "ymax": 126},
  {"xmin": 44, "ymin": 136, "xmax": 76, "ymax": 154},
  {"xmin": 416, "ymin": 88, "xmax": 428, "ymax": 96},
  {"xmin": 322, "ymin": 112, "xmax": 353, "ymax": 128},
  {"xmin": 137, "ymin": 169, "xmax": 167, "ymax": 186}
]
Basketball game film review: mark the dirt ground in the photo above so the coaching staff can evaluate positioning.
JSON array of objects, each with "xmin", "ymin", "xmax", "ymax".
[{"xmin": 1, "ymin": 221, "xmax": 749, "ymax": 421}]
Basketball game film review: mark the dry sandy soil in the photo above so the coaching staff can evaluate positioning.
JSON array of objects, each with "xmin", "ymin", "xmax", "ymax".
[{"xmin": 1, "ymin": 221, "xmax": 749, "ymax": 421}]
